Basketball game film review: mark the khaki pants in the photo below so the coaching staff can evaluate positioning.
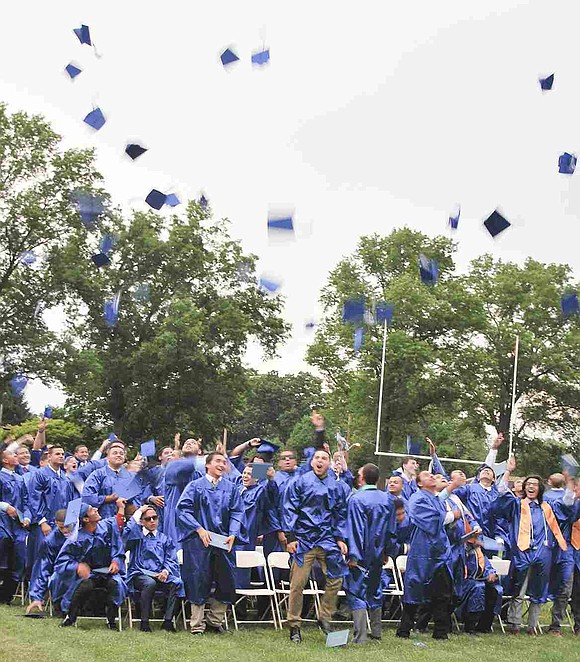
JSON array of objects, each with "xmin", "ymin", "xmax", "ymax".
[
  {"xmin": 287, "ymin": 547, "xmax": 343, "ymax": 628},
  {"xmin": 190, "ymin": 599, "xmax": 228, "ymax": 633}
]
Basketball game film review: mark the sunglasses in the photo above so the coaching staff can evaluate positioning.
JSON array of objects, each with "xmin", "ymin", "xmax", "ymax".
[{"xmin": 143, "ymin": 515, "xmax": 158, "ymax": 522}]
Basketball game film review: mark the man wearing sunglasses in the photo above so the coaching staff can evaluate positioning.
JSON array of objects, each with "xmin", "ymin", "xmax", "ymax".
[{"xmin": 123, "ymin": 505, "xmax": 184, "ymax": 632}]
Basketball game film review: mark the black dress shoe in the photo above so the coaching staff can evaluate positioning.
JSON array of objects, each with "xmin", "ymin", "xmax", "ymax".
[
  {"xmin": 289, "ymin": 626, "xmax": 302, "ymax": 644},
  {"xmin": 60, "ymin": 615, "xmax": 76, "ymax": 627},
  {"xmin": 140, "ymin": 622, "xmax": 152, "ymax": 632},
  {"xmin": 205, "ymin": 624, "xmax": 229, "ymax": 635},
  {"xmin": 161, "ymin": 620, "xmax": 176, "ymax": 633}
]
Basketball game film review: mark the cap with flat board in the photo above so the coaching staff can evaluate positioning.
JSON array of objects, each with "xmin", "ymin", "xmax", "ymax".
[
  {"xmin": 259, "ymin": 276, "xmax": 281, "ymax": 294},
  {"xmin": 221, "ymin": 48, "xmax": 240, "ymax": 67},
  {"xmin": 145, "ymin": 189, "xmax": 167, "ymax": 210},
  {"xmin": 483, "ymin": 210, "xmax": 511, "ymax": 238},
  {"xmin": 74, "ymin": 24, "xmax": 92, "ymax": 46},
  {"xmin": 342, "ymin": 298, "xmax": 365, "ymax": 324},
  {"xmin": 91, "ymin": 252, "xmax": 111, "ymax": 268},
  {"xmin": 84, "ymin": 108, "xmax": 106, "ymax": 131},
  {"xmin": 252, "ymin": 49, "xmax": 270, "ymax": 66},
  {"xmin": 257, "ymin": 440, "xmax": 279, "ymax": 454},
  {"xmin": 558, "ymin": 152, "xmax": 576, "ymax": 175},
  {"xmin": 9, "ymin": 374, "xmax": 28, "ymax": 397},
  {"xmin": 375, "ymin": 301, "xmax": 394, "ymax": 325},
  {"xmin": 419, "ymin": 254, "xmax": 439, "ymax": 285},
  {"xmin": 251, "ymin": 462, "xmax": 272, "ymax": 480},
  {"xmin": 140, "ymin": 439, "xmax": 156, "ymax": 458},
  {"xmin": 43, "ymin": 406, "xmax": 53, "ymax": 419},
  {"xmin": 165, "ymin": 194, "xmax": 181, "ymax": 207},
  {"xmin": 65, "ymin": 63, "xmax": 82, "ymax": 79},
  {"xmin": 406, "ymin": 435, "xmax": 422, "ymax": 456},
  {"xmin": 64, "ymin": 498, "xmax": 83, "ymax": 527},
  {"xmin": 115, "ymin": 477, "xmax": 142, "ymax": 502},
  {"xmin": 125, "ymin": 143, "xmax": 148, "ymax": 160},
  {"xmin": 561, "ymin": 292, "xmax": 579, "ymax": 318},
  {"xmin": 539, "ymin": 74, "xmax": 554, "ymax": 91}
]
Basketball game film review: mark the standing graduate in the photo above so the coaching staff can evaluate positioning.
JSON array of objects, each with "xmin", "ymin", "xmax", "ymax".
[
  {"xmin": 392, "ymin": 457, "xmax": 419, "ymax": 500},
  {"xmin": 344, "ymin": 463, "xmax": 397, "ymax": 644},
  {"xmin": 82, "ymin": 441, "xmax": 135, "ymax": 517},
  {"xmin": 570, "ymin": 482, "xmax": 580, "ymax": 635},
  {"xmin": 56, "ymin": 504, "xmax": 127, "ymax": 629},
  {"xmin": 176, "ymin": 451, "xmax": 246, "ymax": 635},
  {"xmin": 495, "ymin": 457, "xmax": 569, "ymax": 634},
  {"xmin": 122, "ymin": 504, "xmax": 184, "ymax": 632},
  {"xmin": 283, "ymin": 448, "xmax": 349, "ymax": 644},
  {"xmin": 0, "ymin": 448, "xmax": 31, "ymax": 604},
  {"xmin": 396, "ymin": 470, "xmax": 457, "ymax": 640}
]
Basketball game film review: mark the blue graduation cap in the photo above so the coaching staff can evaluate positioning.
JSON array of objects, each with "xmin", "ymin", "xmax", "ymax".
[
  {"xmin": 104, "ymin": 293, "xmax": 121, "ymax": 328},
  {"xmin": 305, "ymin": 320, "xmax": 317, "ymax": 330},
  {"xmin": 145, "ymin": 189, "xmax": 167, "ymax": 210},
  {"xmin": 267, "ymin": 215, "xmax": 294, "ymax": 231},
  {"xmin": 561, "ymin": 453, "xmax": 578, "ymax": 476},
  {"xmin": 65, "ymin": 63, "xmax": 82, "ymax": 79},
  {"xmin": 375, "ymin": 301, "xmax": 394, "ymax": 325},
  {"xmin": 419, "ymin": 254, "xmax": 439, "ymax": 285},
  {"xmin": 449, "ymin": 206, "xmax": 460, "ymax": 230},
  {"xmin": 483, "ymin": 210, "xmax": 510, "ymax": 238},
  {"xmin": 354, "ymin": 327, "xmax": 364, "ymax": 352},
  {"xmin": 539, "ymin": 73, "xmax": 554, "ymax": 91},
  {"xmin": 326, "ymin": 630, "xmax": 349, "ymax": 647},
  {"xmin": 116, "ymin": 476, "xmax": 142, "ymax": 501},
  {"xmin": 199, "ymin": 194, "xmax": 209, "ymax": 209},
  {"xmin": 64, "ymin": 498, "xmax": 83, "ymax": 527},
  {"xmin": 251, "ymin": 49, "xmax": 270, "ymax": 66},
  {"xmin": 251, "ymin": 462, "xmax": 272, "ymax": 480},
  {"xmin": 558, "ymin": 152, "xmax": 577, "ymax": 175},
  {"xmin": 91, "ymin": 252, "xmax": 111, "ymax": 268},
  {"xmin": 140, "ymin": 439, "xmax": 156, "ymax": 458},
  {"xmin": 108, "ymin": 432, "xmax": 118, "ymax": 442},
  {"xmin": 100, "ymin": 234, "xmax": 115, "ymax": 255},
  {"xmin": 342, "ymin": 298, "xmax": 365, "ymax": 324},
  {"xmin": 83, "ymin": 107, "xmax": 106, "ymax": 131},
  {"xmin": 257, "ymin": 440, "xmax": 279, "ymax": 454},
  {"xmin": 220, "ymin": 48, "xmax": 239, "ymax": 67},
  {"xmin": 19, "ymin": 251, "xmax": 36, "ymax": 266},
  {"xmin": 125, "ymin": 143, "xmax": 148, "ymax": 160},
  {"xmin": 561, "ymin": 292, "xmax": 579, "ymax": 318},
  {"xmin": 258, "ymin": 277, "xmax": 281, "ymax": 294},
  {"xmin": 43, "ymin": 405, "xmax": 53, "ymax": 419},
  {"xmin": 406, "ymin": 434, "xmax": 422, "ymax": 455},
  {"xmin": 73, "ymin": 24, "xmax": 92, "ymax": 46},
  {"xmin": 165, "ymin": 193, "xmax": 181, "ymax": 207},
  {"xmin": 9, "ymin": 374, "xmax": 28, "ymax": 397},
  {"xmin": 480, "ymin": 535, "xmax": 504, "ymax": 552},
  {"xmin": 71, "ymin": 191, "xmax": 105, "ymax": 228}
]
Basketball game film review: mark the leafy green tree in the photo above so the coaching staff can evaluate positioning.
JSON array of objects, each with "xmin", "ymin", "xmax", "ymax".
[
  {"xmin": 0, "ymin": 417, "xmax": 84, "ymax": 450},
  {"xmin": 51, "ymin": 204, "xmax": 289, "ymax": 444}
]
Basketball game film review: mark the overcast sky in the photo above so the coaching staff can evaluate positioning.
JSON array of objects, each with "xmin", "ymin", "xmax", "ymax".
[{"xmin": 2, "ymin": 1, "xmax": 580, "ymax": 414}]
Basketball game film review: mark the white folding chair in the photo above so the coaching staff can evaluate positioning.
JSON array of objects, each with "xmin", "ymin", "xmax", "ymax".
[
  {"xmin": 232, "ymin": 551, "xmax": 278, "ymax": 630},
  {"xmin": 381, "ymin": 557, "xmax": 403, "ymax": 624},
  {"xmin": 490, "ymin": 557, "xmax": 512, "ymax": 634}
]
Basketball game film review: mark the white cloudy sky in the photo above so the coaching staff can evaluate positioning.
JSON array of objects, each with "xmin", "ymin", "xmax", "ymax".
[{"xmin": 2, "ymin": 1, "xmax": 580, "ymax": 414}]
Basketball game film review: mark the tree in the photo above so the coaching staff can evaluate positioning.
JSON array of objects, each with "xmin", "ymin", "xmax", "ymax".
[
  {"xmin": 0, "ymin": 417, "xmax": 83, "ymax": 450},
  {"xmin": 230, "ymin": 371, "xmax": 324, "ymax": 444},
  {"xmin": 0, "ymin": 103, "xmax": 104, "ymax": 383},
  {"xmin": 51, "ymin": 203, "xmax": 289, "ymax": 444}
]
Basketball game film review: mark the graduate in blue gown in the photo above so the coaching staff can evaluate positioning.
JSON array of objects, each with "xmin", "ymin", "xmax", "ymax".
[
  {"xmin": 344, "ymin": 463, "xmax": 397, "ymax": 644},
  {"xmin": 27, "ymin": 446, "xmax": 71, "ymax": 577},
  {"xmin": 27, "ymin": 508, "xmax": 70, "ymax": 613},
  {"xmin": 0, "ymin": 448, "xmax": 31, "ymax": 604},
  {"xmin": 396, "ymin": 470, "xmax": 457, "ymax": 640},
  {"xmin": 571, "ymin": 497, "xmax": 580, "ymax": 634},
  {"xmin": 134, "ymin": 446, "xmax": 174, "ymax": 533},
  {"xmin": 122, "ymin": 504, "xmax": 184, "ymax": 632},
  {"xmin": 56, "ymin": 503, "xmax": 127, "ymax": 628},
  {"xmin": 495, "ymin": 458, "xmax": 569, "ymax": 633},
  {"xmin": 176, "ymin": 451, "xmax": 246, "ymax": 634},
  {"xmin": 392, "ymin": 457, "xmax": 419, "ymax": 501}
]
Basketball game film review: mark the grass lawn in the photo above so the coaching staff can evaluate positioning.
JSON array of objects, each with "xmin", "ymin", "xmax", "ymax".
[{"xmin": 0, "ymin": 604, "xmax": 577, "ymax": 662}]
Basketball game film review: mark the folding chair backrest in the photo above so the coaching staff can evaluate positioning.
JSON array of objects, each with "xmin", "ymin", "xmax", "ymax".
[
  {"xmin": 396, "ymin": 555, "xmax": 407, "ymax": 574},
  {"xmin": 176, "ymin": 549, "xmax": 183, "ymax": 565},
  {"xmin": 235, "ymin": 550, "xmax": 266, "ymax": 569},
  {"xmin": 489, "ymin": 558, "xmax": 510, "ymax": 576},
  {"xmin": 267, "ymin": 551, "xmax": 290, "ymax": 570}
]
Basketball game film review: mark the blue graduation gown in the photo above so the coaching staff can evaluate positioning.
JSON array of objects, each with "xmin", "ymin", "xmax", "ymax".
[
  {"xmin": 443, "ymin": 494, "xmax": 480, "ymax": 601},
  {"xmin": 54, "ymin": 518, "xmax": 127, "ymax": 612},
  {"xmin": 82, "ymin": 464, "xmax": 137, "ymax": 517},
  {"xmin": 176, "ymin": 476, "xmax": 246, "ymax": 604},
  {"xmin": 544, "ymin": 488, "xmax": 575, "ymax": 601},
  {"xmin": 493, "ymin": 493, "xmax": 560, "ymax": 603},
  {"xmin": 403, "ymin": 489, "xmax": 453, "ymax": 605},
  {"xmin": 455, "ymin": 545, "xmax": 503, "ymax": 618},
  {"xmin": 283, "ymin": 470, "xmax": 349, "ymax": 579},
  {"xmin": 0, "ymin": 469, "xmax": 30, "ymax": 581},
  {"xmin": 163, "ymin": 458, "xmax": 202, "ymax": 545},
  {"xmin": 453, "ymin": 481, "xmax": 498, "ymax": 538},
  {"xmin": 74, "ymin": 458, "xmax": 107, "ymax": 481},
  {"xmin": 344, "ymin": 486, "xmax": 397, "ymax": 610},
  {"xmin": 122, "ymin": 519, "xmax": 184, "ymax": 596},
  {"xmin": 392, "ymin": 470, "xmax": 417, "ymax": 501},
  {"xmin": 29, "ymin": 528, "xmax": 67, "ymax": 602}
]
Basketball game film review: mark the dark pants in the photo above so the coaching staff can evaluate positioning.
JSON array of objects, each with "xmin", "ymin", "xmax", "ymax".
[
  {"xmin": 0, "ymin": 538, "xmax": 18, "ymax": 604},
  {"xmin": 132, "ymin": 574, "xmax": 179, "ymax": 623},
  {"xmin": 68, "ymin": 576, "xmax": 118, "ymax": 623},
  {"xmin": 475, "ymin": 583, "xmax": 498, "ymax": 632},
  {"xmin": 572, "ymin": 567, "xmax": 580, "ymax": 633},
  {"xmin": 397, "ymin": 568, "xmax": 453, "ymax": 639}
]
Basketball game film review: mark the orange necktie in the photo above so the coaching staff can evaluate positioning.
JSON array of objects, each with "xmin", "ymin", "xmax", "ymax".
[
  {"xmin": 572, "ymin": 519, "xmax": 580, "ymax": 551},
  {"xmin": 517, "ymin": 500, "xmax": 567, "ymax": 552}
]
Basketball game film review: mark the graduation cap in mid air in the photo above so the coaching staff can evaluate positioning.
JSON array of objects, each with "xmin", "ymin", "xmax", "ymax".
[
  {"xmin": 9, "ymin": 374, "xmax": 28, "ymax": 397},
  {"xmin": 43, "ymin": 406, "xmax": 53, "ymax": 419},
  {"xmin": 418, "ymin": 254, "xmax": 439, "ymax": 285},
  {"xmin": 353, "ymin": 327, "xmax": 364, "ymax": 352},
  {"xmin": 561, "ymin": 292, "xmax": 579, "ymax": 318},
  {"xmin": 73, "ymin": 24, "xmax": 92, "ymax": 46},
  {"xmin": 539, "ymin": 73, "xmax": 554, "ymax": 91},
  {"xmin": 91, "ymin": 252, "xmax": 111, "ymax": 268},
  {"xmin": 65, "ymin": 63, "xmax": 82, "ymax": 79},
  {"xmin": 64, "ymin": 498, "xmax": 84, "ymax": 527},
  {"xmin": 125, "ymin": 143, "xmax": 148, "ymax": 160},
  {"xmin": 251, "ymin": 49, "xmax": 270, "ymax": 66},
  {"xmin": 199, "ymin": 194, "xmax": 209, "ymax": 209},
  {"xmin": 406, "ymin": 435, "xmax": 422, "ymax": 456},
  {"xmin": 140, "ymin": 439, "xmax": 156, "ymax": 458},
  {"xmin": 561, "ymin": 453, "xmax": 579, "ymax": 476},
  {"xmin": 483, "ymin": 210, "xmax": 511, "ymax": 238},
  {"xmin": 145, "ymin": 189, "xmax": 167, "ymax": 210},
  {"xmin": 558, "ymin": 152, "xmax": 577, "ymax": 175},
  {"xmin": 83, "ymin": 107, "xmax": 106, "ymax": 131},
  {"xmin": 267, "ymin": 214, "xmax": 294, "ymax": 232},
  {"xmin": 375, "ymin": 301, "xmax": 394, "ymax": 325},
  {"xmin": 71, "ymin": 191, "xmax": 105, "ymax": 228},
  {"xmin": 449, "ymin": 206, "xmax": 460, "ymax": 230},
  {"xmin": 104, "ymin": 293, "xmax": 121, "ymax": 328},
  {"xmin": 342, "ymin": 298, "xmax": 365, "ymax": 324},
  {"xmin": 258, "ymin": 276, "xmax": 282, "ymax": 294},
  {"xmin": 19, "ymin": 251, "xmax": 37, "ymax": 266},
  {"xmin": 165, "ymin": 193, "xmax": 181, "ymax": 207},
  {"xmin": 220, "ymin": 48, "xmax": 240, "ymax": 67}
]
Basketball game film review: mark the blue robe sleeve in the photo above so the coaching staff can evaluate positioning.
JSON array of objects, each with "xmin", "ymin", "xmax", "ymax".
[
  {"xmin": 122, "ymin": 517, "xmax": 142, "ymax": 547},
  {"xmin": 228, "ymin": 485, "xmax": 245, "ymax": 540},
  {"xmin": 491, "ymin": 491, "xmax": 518, "ymax": 520},
  {"xmin": 283, "ymin": 477, "xmax": 302, "ymax": 539},
  {"xmin": 82, "ymin": 471, "xmax": 106, "ymax": 508},
  {"xmin": 109, "ymin": 519, "xmax": 126, "ymax": 569},
  {"xmin": 29, "ymin": 532, "xmax": 61, "ymax": 601},
  {"xmin": 347, "ymin": 497, "xmax": 367, "ymax": 563},
  {"xmin": 28, "ymin": 471, "xmax": 48, "ymax": 524},
  {"xmin": 430, "ymin": 454, "xmax": 449, "ymax": 480},
  {"xmin": 264, "ymin": 479, "xmax": 281, "ymax": 531},
  {"xmin": 54, "ymin": 537, "xmax": 84, "ymax": 576},
  {"xmin": 162, "ymin": 536, "xmax": 181, "ymax": 577},
  {"xmin": 175, "ymin": 483, "xmax": 203, "ymax": 536},
  {"xmin": 409, "ymin": 494, "xmax": 445, "ymax": 536},
  {"xmin": 332, "ymin": 483, "xmax": 348, "ymax": 542}
]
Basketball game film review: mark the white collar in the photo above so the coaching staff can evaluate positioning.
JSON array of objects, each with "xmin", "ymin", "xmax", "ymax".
[
  {"xmin": 48, "ymin": 464, "xmax": 62, "ymax": 476},
  {"xmin": 142, "ymin": 527, "xmax": 158, "ymax": 537},
  {"xmin": 1, "ymin": 467, "xmax": 15, "ymax": 475},
  {"xmin": 205, "ymin": 473, "xmax": 222, "ymax": 484}
]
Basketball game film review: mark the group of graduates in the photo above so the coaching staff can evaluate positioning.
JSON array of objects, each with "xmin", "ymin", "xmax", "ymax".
[{"xmin": 0, "ymin": 413, "xmax": 579, "ymax": 645}]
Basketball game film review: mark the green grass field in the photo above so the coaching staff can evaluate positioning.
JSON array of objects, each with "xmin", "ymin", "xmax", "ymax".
[{"xmin": 0, "ymin": 605, "xmax": 577, "ymax": 662}]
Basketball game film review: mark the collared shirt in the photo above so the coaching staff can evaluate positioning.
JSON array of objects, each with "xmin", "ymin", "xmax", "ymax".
[
  {"xmin": 359, "ymin": 484, "xmax": 377, "ymax": 491},
  {"xmin": 142, "ymin": 527, "xmax": 158, "ymax": 537},
  {"xmin": 0, "ymin": 468, "xmax": 15, "ymax": 475},
  {"xmin": 204, "ymin": 473, "xmax": 222, "ymax": 486},
  {"xmin": 47, "ymin": 464, "xmax": 63, "ymax": 478}
]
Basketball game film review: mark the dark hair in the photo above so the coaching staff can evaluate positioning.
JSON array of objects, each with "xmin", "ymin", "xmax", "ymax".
[
  {"xmin": 158, "ymin": 446, "xmax": 173, "ymax": 458},
  {"xmin": 393, "ymin": 498, "xmax": 405, "ymax": 511},
  {"xmin": 313, "ymin": 448, "xmax": 331, "ymax": 460},
  {"xmin": 74, "ymin": 444, "xmax": 88, "ymax": 452},
  {"xmin": 361, "ymin": 463, "xmax": 380, "ymax": 485},
  {"xmin": 206, "ymin": 451, "xmax": 226, "ymax": 465},
  {"xmin": 141, "ymin": 505, "xmax": 157, "ymax": 518},
  {"xmin": 523, "ymin": 475, "xmax": 545, "ymax": 502},
  {"xmin": 48, "ymin": 446, "xmax": 64, "ymax": 454},
  {"xmin": 55, "ymin": 509, "xmax": 67, "ymax": 523},
  {"xmin": 401, "ymin": 456, "xmax": 415, "ymax": 467}
]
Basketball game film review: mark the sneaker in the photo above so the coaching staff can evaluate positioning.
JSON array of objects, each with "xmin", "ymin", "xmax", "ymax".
[
  {"xmin": 317, "ymin": 619, "xmax": 332, "ymax": 634},
  {"xmin": 162, "ymin": 620, "xmax": 176, "ymax": 633},
  {"xmin": 289, "ymin": 626, "xmax": 302, "ymax": 644},
  {"xmin": 140, "ymin": 622, "xmax": 152, "ymax": 632},
  {"xmin": 60, "ymin": 615, "xmax": 75, "ymax": 628}
]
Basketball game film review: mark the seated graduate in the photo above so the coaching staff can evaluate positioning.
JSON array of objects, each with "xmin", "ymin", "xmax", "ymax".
[
  {"xmin": 0, "ymin": 447, "xmax": 31, "ymax": 604},
  {"xmin": 122, "ymin": 504, "xmax": 184, "ymax": 632},
  {"xmin": 56, "ymin": 503, "xmax": 127, "ymax": 629},
  {"xmin": 27, "ymin": 508, "xmax": 71, "ymax": 615},
  {"xmin": 176, "ymin": 451, "xmax": 246, "ymax": 635}
]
